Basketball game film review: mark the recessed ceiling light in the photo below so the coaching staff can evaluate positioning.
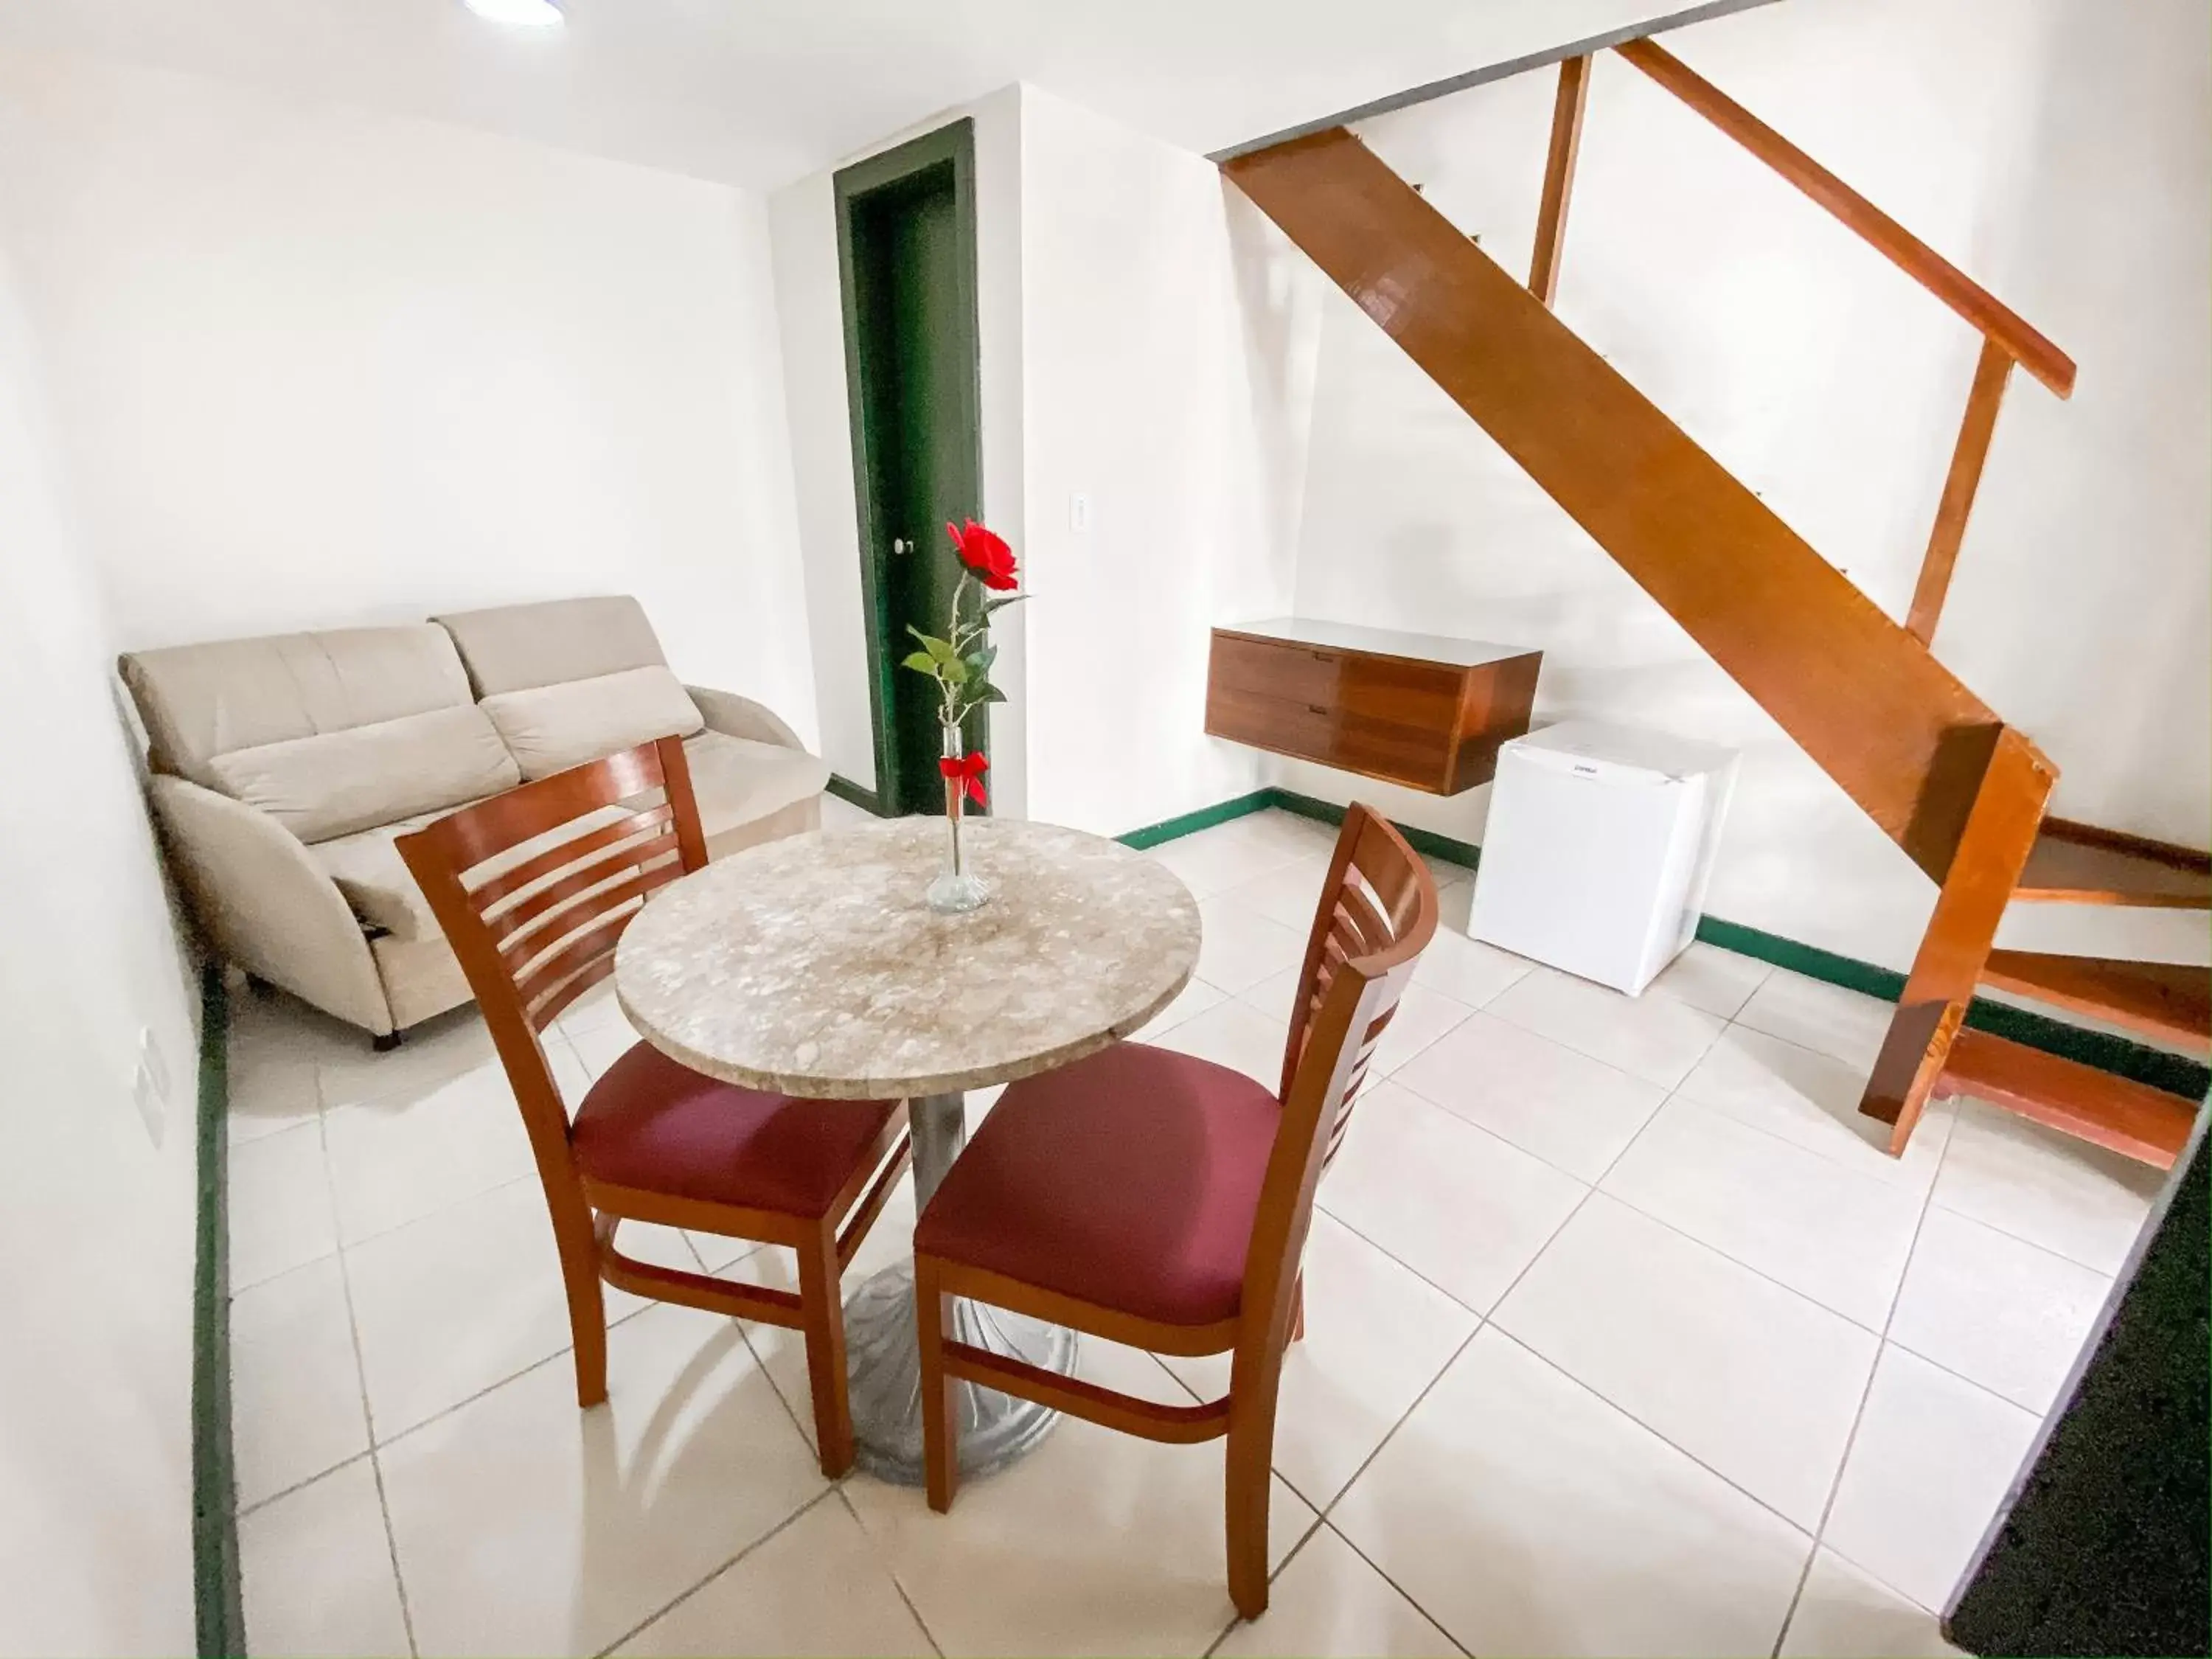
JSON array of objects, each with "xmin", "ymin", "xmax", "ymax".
[{"xmin": 462, "ymin": 0, "xmax": 563, "ymax": 27}]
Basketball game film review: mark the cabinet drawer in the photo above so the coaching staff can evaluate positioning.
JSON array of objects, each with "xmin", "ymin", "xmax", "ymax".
[
  {"xmin": 1212, "ymin": 633, "xmax": 1463, "ymax": 729},
  {"xmin": 1206, "ymin": 686, "xmax": 1453, "ymax": 791}
]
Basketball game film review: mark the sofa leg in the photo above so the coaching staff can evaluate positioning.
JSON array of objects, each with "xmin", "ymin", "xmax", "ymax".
[
  {"xmin": 372, "ymin": 1030, "xmax": 403, "ymax": 1053},
  {"xmin": 246, "ymin": 973, "xmax": 276, "ymax": 1000}
]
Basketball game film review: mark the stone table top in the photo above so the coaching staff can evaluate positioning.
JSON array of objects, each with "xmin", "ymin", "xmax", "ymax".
[{"xmin": 614, "ymin": 817, "xmax": 1202, "ymax": 1099}]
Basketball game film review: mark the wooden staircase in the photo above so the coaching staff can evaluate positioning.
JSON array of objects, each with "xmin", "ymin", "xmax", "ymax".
[{"xmin": 1221, "ymin": 39, "xmax": 2209, "ymax": 1169}]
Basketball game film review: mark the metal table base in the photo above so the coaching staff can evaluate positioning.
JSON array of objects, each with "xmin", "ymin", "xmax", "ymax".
[{"xmin": 844, "ymin": 1091, "xmax": 1079, "ymax": 1486}]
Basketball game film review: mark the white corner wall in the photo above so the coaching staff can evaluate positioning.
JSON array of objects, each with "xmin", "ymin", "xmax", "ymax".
[
  {"xmin": 770, "ymin": 83, "xmax": 1326, "ymax": 835},
  {"xmin": 768, "ymin": 87, "xmax": 1027, "ymax": 808},
  {"xmin": 0, "ymin": 46, "xmax": 818, "ymax": 744},
  {"xmin": 1018, "ymin": 86, "xmax": 1324, "ymax": 837},
  {"xmin": 1284, "ymin": 0, "xmax": 2210, "ymax": 970},
  {"xmin": 0, "ymin": 240, "xmax": 201, "ymax": 1655}
]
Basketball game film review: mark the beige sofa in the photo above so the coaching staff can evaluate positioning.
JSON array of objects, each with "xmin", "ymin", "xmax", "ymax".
[{"xmin": 122, "ymin": 596, "xmax": 828, "ymax": 1046}]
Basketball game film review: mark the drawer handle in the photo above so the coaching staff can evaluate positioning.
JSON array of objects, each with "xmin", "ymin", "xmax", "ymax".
[
  {"xmin": 1307, "ymin": 703, "xmax": 1327, "ymax": 715},
  {"xmin": 1309, "ymin": 650, "xmax": 1335, "ymax": 662}
]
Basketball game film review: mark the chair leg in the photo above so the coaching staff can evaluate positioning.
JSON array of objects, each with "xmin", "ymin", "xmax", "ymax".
[
  {"xmin": 1288, "ymin": 1273, "xmax": 1305, "ymax": 1345},
  {"xmin": 797, "ymin": 1222, "xmax": 856, "ymax": 1478},
  {"xmin": 553, "ymin": 1200, "xmax": 608, "ymax": 1408},
  {"xmin": 916, "ymin": 1256, "xmax": 958, "ymax": 1513},
  {"xmin": 1225, "ymin": 1391, "xmax": 1279, "ymax": 1619}
]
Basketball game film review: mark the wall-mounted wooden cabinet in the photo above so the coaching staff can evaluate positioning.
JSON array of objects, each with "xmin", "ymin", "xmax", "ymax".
[{"xmin": 1205, "ymin": 619, "xmax": 1541, "ymax": 796}]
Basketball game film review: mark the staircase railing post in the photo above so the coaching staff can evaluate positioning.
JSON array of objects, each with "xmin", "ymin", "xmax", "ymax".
[{"xmin": 1858, "ymin": 726, "xmax": 2056, "ymax": 1152}]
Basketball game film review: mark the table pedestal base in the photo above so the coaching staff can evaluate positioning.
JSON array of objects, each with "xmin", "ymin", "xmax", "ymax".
[
  {"xmin": 844, "ymin": 1258, "xmax": 1078, "ymax": 1486},
  {"xmin": 841, "ymin": 1090, "xmax": 1082, "ymax": 1485}
]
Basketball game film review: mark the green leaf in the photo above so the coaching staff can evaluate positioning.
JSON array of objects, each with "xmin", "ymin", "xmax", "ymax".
[
  {"xmin": 942, "ymin": 658, "xmax": 969, "ymax": 684},
  {"xmin": 975, "ymin": 682, "xmax": 1009, "ymax": 705},
  {"xmin": 964, "ymin": 644, "xmax": 997, "ymax": 675},
  {"xmin": 900, "ymin": 651, "xmax": 938, "ymax": 675},
  {"xmin": 927, "ymin": 636, "xmax": 963, "ymax": 664},
  {"xmin": 984, "ymin": 594, "xmax": 1028, "ymax": 614},
  {"xmin": 905, "ymin": 623, "xmax": 933, "ymax": 645}
]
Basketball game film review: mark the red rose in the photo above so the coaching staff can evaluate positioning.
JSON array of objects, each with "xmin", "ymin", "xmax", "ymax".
[{"xmin": 945, "ymin": 519, "xmax": 1018, "ymax": 591}]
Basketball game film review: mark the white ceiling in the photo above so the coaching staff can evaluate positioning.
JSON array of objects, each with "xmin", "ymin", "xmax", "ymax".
[{"xmin": 0, "ymin": 0, "xmax": 1702, "ymax": 190}]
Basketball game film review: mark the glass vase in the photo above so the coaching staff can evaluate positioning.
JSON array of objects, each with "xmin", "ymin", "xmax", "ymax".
[{"xmin": 925, "ymin": 723, "xmax": 990, "ymax": 915}]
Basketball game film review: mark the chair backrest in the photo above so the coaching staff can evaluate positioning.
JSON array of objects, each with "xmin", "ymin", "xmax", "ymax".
[
  {"xmin": 395, "ymin": 736, "xmax": 709, "ymax": 1160},
  {"xmin": 1239, "ymin": 805, "xmax": 1437, "ymax": 1364}
]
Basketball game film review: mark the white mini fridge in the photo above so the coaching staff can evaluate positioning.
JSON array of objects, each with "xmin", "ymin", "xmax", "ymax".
[{"xmin": 1467, "ymin": 720, "xmax": 1739, "ymax": 995}]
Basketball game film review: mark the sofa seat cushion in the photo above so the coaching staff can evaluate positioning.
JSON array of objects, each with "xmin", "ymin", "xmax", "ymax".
[
  {"xmin": 310, "ymin": 813, "xmax": 445, "ymax": 940},
  {"xmin": 914, "ymin": 1042, "xmax": 1283, "ymax": 1329},
  {"xmin": 208, "ymin": 704, "xmax": 521, "ymax": 844},
  {"xmin": 684, "ymin": 731, "xmax": 830, "ymax": 841},
  {"xmin": 479, "ymin": 666, "xmax": 705, "ymax": 782},
  {"xmin": 572, "ymin": 1040, "xmax": 899, "ymax": 1218}
]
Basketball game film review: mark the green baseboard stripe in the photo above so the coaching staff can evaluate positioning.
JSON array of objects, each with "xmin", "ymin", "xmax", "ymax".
[
  {"xmin": 824, "ymin": 772, "xmax": 885, "ymax": 816},
  {"xmin": 1114, "ymin": 789, "xmax": 1277, "ymax": 850},
  {"xmin": 1694, "ymin": 915, "xmax": 1906, "ymax": 1004},
  {"xmin": 1698, "ymin": 917, "xmax": 2211, "ymax": 1102},
  {"xmin": 1267, "ymin": 788, "xmax": 1484, "ymax": 870},
  {"xmin": 192, "ymin": 965, "xmax": 243, "ymax": 1659},
  {"xmin": 1123, "ymin": 792, "xmax": 2208, "ymax": 1103}
]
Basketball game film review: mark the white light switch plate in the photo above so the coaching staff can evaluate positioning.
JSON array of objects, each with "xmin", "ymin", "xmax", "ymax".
[{"xmin": 1068, "ymin": 493, "xmax": 1091, "ymax": 534}]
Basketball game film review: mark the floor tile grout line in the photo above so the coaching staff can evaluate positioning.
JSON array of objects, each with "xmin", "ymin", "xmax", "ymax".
[
  {"xmin": 1316, "ymin": 1517, "xmax": 1478, "ymax": 1659},
  {"xmin": 589, "ymin": 1486, "xmax": 842, "ymax": 1659},
  {"xmin": 234, "ymin": 1447, "xmax": 376, "ymax": 1520},
  {"xmin": 1920, "ymin": 1189, "xmax": 2135, "ymax": 1279},
  {"xmin": 1312, "ymin": 1318, "xmax": 1486, "ymax": 1528},
  {"xmin": 312, "ymin": 1109, "xmax": 421, "ymax": 1659},
  {"xmin": 1312, "ymin": 1203, "xmax": 1499, "ymax": 1320},
  {"xmin": 1771, "ymin": 1098, "xmax": 1964, "ymax": 1654},
  {"xmin": 1487, "ymin": 1318, "xmax": 1829, "ymax": 1548},
  {"xmin": 835, "ymin": 1485, "xmax": 946, "ymax": 1659}
]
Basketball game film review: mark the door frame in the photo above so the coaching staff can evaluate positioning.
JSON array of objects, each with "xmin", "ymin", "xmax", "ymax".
[{"xmin": 835, "ymin": 118, "xmax": 984, "ymax": 817}]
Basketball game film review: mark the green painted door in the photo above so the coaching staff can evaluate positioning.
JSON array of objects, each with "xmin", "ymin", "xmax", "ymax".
[{"xmin": 840, "ymin": 125, "xmax": 984, "ymax": 817}]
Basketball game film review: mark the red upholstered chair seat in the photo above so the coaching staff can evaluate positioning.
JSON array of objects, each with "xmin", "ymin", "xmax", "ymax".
[
  {"xmin": 571, "ymin": 1040, "xmax": 899, "ymax": 1219},
  {"xmin": 914, "ymin": 1041, "xmax": 1282, "ymax": 1328}
]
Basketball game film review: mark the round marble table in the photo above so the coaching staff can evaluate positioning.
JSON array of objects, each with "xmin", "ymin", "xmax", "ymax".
[{"xmin": 614, "ymin": 815, "xmax": 1201, "ymax": 1484}]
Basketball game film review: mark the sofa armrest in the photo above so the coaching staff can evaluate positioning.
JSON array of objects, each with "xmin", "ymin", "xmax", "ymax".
[
  {"xmin": 686, "ymin": 684, "xmax": 807, "ymax": 751},
  {"xmin": 148, "ymin": 775, "xmax": 396, "ymax": 1036}
]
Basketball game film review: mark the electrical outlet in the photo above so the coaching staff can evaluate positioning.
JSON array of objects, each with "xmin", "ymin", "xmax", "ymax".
[{"xmin": 132, "ymin": 1026, "xmax": 169, "ymax": 1146}]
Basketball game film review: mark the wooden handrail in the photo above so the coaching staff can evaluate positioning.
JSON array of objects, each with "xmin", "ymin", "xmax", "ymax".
[{"xmin": 1614, "ymin": 37, "xmax": 2076, "ymax": 397}]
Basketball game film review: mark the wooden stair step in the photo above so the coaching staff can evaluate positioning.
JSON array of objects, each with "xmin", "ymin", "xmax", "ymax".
[
  {"xmin": 1980, "ymin": 951, "xmax": 2212, "ymax": 1051},
  {"xmin": 2014, "ymin": 817, "xmax": 2211, "ymax": 909},
  {"xmin": 1938, "ymin": 1028, "xmax": 2201, "ymax": 1169}
]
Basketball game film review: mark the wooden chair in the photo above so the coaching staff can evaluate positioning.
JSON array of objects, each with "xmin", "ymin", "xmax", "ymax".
[
  {"xmin": 395, "ymin": 736, "xmax": 909, "ymax": 1478},
  {"xmin": 911, "ymin": 804, "xmax": 1437, "ymax": 1616}
]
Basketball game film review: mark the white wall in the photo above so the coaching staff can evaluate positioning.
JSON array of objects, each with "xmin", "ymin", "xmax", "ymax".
[
  {"xmin": 1018, "ymin": 86, "xmax": 1323, "ymax": 836},
  {"xmin": 768, "ymin": 86, "xmax": 1028, "ymax": 809},
  {"xmin": 0, "ymin": 240, "xmax": 201, "ymax": 1655},
  {"xmin": 1283, "ymin": 0, "xmax": 2211, "ymax": 970},
  {"xmin": 0, "ymin": 46, "xmax": 819, "ymax": 745},
  {"xmin": 772, "ymin": 82, "xmax": 1324, "ymax": 836}
]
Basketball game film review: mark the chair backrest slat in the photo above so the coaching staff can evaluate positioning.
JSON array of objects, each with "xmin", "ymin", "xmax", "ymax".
[
  {"xmin": 397, "ymin": 736, "xmax": 710, "ymax": 1166},
  {"xmin": 1239, "ymin": 806, "xmax": 1437, "ymax": 1383}
]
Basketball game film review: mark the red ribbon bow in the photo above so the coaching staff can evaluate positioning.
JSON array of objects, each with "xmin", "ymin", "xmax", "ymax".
[{"xmin": 939, "ymin": 750, "xmax": 989, "ymax": 807}]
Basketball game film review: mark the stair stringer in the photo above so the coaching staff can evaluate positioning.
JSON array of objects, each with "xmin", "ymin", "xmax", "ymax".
[{"xmin": 1221, "ymin": 128, "xmax": 2051, "ymax": 888}]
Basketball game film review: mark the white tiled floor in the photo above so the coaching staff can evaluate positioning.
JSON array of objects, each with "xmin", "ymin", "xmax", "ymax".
[{"xmin": 226, "ymin": 807, "xmax": 2170, "ymax": 1658}]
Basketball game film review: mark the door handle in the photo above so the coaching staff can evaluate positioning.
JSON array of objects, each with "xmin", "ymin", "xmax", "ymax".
[{"xmin": 892, "ymin": 537, "xmax": 911, "ymax": 555}]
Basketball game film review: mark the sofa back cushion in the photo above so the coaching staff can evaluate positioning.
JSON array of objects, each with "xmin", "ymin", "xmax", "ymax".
[
  {"xmin": 433, "ymin": 596, "xmax": 669, "ymax": 698},
  {"xmin": 209, "ymin": 705, "xmax": 521, "ymax": 843},
  {"xmin": 479, "ymin": 665, "xmax": 706, "ymax": 781},
  {"xmin": 121, "ymin": 624, "xmax": 481, "ymax": 789}
]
